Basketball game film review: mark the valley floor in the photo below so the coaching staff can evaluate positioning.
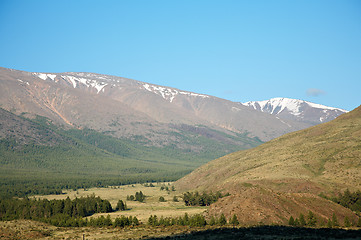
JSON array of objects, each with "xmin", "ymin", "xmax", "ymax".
[
  {"xmin": 32, "ymin": 182, "xmax": 207, "ymax": 223},
  {"xmin": 2, "ymin": 183, "xmax": 360, "ymax": 239}
]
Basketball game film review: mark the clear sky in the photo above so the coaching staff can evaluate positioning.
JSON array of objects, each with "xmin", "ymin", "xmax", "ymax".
[{"xmin": 0, "ymin": 0, "xmax": 360, "ymax": 111}]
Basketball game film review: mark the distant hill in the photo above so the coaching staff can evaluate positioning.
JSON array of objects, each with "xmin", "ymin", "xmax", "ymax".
[{"xmin": 175, "ymin": 105, "xmax": 361, "ymax": 225}]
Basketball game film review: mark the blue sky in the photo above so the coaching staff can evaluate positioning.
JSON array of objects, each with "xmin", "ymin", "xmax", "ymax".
[{"xmin": 0, "ymin": 0, "xmax": 360, "ymax": 111}]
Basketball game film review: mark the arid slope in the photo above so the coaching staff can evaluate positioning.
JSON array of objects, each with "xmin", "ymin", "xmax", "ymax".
[
  {"xmin": 175, "ymin": 105, "xmax": 361, "ymax": 224},
  {"xmin": 176, "ymin": 105, "xmax": 361, "ymax": 192}
]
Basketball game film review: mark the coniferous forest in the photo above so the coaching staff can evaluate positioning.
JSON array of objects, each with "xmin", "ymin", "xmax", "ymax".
[
  {"xmin": 0, "ymin": 110, "xmax": 241, "ymax": 199},
  {"xmin": 0, "ymin": 195, "xmax": 114, "ymax": 227}
]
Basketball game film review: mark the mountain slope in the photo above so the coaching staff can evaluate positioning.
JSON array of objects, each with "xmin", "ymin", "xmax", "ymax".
[
  {"xmin": 0, "ymin": 107, "xmax": 217, "ymax": 197},
  {"xmin": 0, "ymin": 108, "xmax": 192, "ymax": 175},
  {"xmin": 1, "ymin": 67, "xmax": 263, "ymax": 159},
  {"xmin": 175, "ymin": 105, "xmax": 361, "ymax": 224},
  {"xmin": 1, "ymin": 67, "xmax": 326, "ymax": 145},
  {"xmin": 243, "ymin": 97, "xmax": 348, "ymax": 125},
  {"xmin": 176, "ymin": 105, "xmax": 361, "ymax": 191}
]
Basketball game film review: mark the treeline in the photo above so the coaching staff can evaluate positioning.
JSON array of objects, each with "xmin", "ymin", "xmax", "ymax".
[
  {"xmin": 288, "ymin": 211, "xmax": 361, "ymax": 228},
  {"xmin": 0, "ymin": 195, "xmax": 112, "ymax": 222},
  {"xmin": 183, "ymin": 191, "xmax": 229, "ymax": 206},
  {"xmin": 147, "ymin": 213, "xmax": 239, "ymax": 227},
  {"xmin": 41, "ymin": 214, "xmax": 139, "ymax": 228},
  {"xmin": 43, "ymin": 214, "xmax": 140, "ymax": 228},
  {"xmin": 288, "ymin": 211, "xmax": 318, "ymax": 227},
  {"xmin": 0, "ymin": 173, "xmax": 178, "ymax": 198}
]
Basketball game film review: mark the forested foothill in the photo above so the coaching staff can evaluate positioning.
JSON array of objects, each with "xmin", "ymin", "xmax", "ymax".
[
  {"xmin": 0, "ymin": 108, "xmax": 251, "ymax": 201},
  {"xmin": 0, "ymin": 112, "xmax": 194, "ymax": 199}
]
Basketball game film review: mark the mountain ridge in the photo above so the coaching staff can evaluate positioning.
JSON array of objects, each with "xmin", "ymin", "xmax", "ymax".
[
  {"xmin": 243, "ymin": 97, "xmax": 347, "ymax": 125},
  {"xmin": 1, "ymin": 67, "xmax": 346, "ymax": 140}
]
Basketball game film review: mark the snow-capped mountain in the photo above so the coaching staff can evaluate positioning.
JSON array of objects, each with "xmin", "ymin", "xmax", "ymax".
[
  {"xmin": 0, "ymin": 67, "xmax": 348, "ymax": 152},
  {"xmin": 30, "ymin": 72, "xmax": 347, "ymax": 125},
  {"xmin": 243, "ymin": 98, "xmax": 348, "ymax": 124}
]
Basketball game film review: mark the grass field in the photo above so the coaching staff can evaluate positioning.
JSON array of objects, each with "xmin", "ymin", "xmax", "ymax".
[
  {"xmin": 2, "ymin": 219, "xmax": 361, "ymax": 240},
  {"xmin": 0, "ymin": 219, "xmax": 212, "ymax": 239},
  {"xmin": 33, "ymin": 182, "xmax": 208, "ymax": 223}
]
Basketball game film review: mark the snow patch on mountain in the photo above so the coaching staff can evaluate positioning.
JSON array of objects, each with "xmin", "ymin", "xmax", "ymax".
[
  {"xmin": 33, "ymin": 73, "xmax": 56, "ymax": 81},
  {"xmin": 61, "ymin": 75, "xmax": 108, "ymax": 93},
  {"xmin": 17, "ymin": 79, "xmax": 29, "ymax": 85},
  {"xmin": 143, "ymin": 83, "xmax": 209, "ymax": 102},
  {"xmin": 33, "ymin": 72, "xmax": 110, "ymax": 94},
  {"xmin": 33, "ymin": 71, "xmax": 212, "ymax": 101},
  {"xmin": 243, "ymin": 97, "xmax": 348, "ymax": 123}
]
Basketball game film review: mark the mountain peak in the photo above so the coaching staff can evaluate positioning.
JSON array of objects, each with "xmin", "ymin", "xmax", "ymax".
[{"xmin": 243, "ymin": 97, "xmax": 348, "ymax": 124}]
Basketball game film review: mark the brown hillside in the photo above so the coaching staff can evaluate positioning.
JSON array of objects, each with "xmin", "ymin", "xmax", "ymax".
[
  {"xmin": 176, "ymin": 105, "xmax": 361, "ymax": 193},
  {"xmin": 208, "ymin": 187, "xmax": 358, "ymax": 226},
  {"xmin": 175, "ymin": 105, "xmax": 361, "ymax": 224}
]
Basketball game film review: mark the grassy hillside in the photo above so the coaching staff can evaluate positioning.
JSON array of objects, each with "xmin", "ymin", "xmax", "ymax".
[
  {"xmin": 176, "ymin": 105, "xmax": 361, "ymax": 193},
  {"xmin": 175, "ymin": 105, "xmax": 361, "ymax": 225}
]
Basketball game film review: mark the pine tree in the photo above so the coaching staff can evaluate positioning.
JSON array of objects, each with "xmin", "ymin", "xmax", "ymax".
[
  {"xmin": 148, "ymin": 215, "xmax": 158, "ymax": 226},
  {"xmin": 344, "ymin": 216, "xmax": 351, "ymax": 227},
  {"xmin": 209, "ymin": 216, "xmax": 216, "ymax": 226},
  {"xmin": 299, "ymin": 213, "xmax": 306, "ymax": 227},
  {"xmin": 229, "ymin": 214, "xmax": 239, "ymax": 226},
  {"xmin": 113, "ymin": 217, "xmax": 122, "ymax": 227},
  {"xmin": 183, "ymin": 213, "xmax": 189, "ymax": 225},
  {"xmin": 288, "ymin": 216, "xmax": 295, "ymax": 226},
  {"xmin": 116, "ymin": 200, "xmax": 126, "ymax": 211},
  {"xmin": 331, "ymin": 213, "xmax": 339, "ymax": 227},
  {"xmin": 307, "ymin": 211, "xmax": 317, "ymax": 227},
  {"xmin": 294, "ymin": 218, "xmax": 300, "ymax": 226},
  {"xmin": 189, "ymin": 214, "xmax": 206, "ymax": 227},
  {"xmin": 132, "ymin": 216, "xmax": 139, "ymax": 225},
  {"xmin": 104, "ymin": 215, "xmax": 112, "ymax": 226},
  {"xmin": 218, "ymin": 213, "xmax": 227, "ymax": 225},
  {"xmin": 327, "ymin": 219, "xmax": 332, "ymax": 228}
]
